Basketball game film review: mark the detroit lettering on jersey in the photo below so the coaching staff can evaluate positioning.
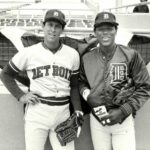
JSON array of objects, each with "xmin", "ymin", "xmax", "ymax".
[{"xmin": 32, "ymin": 64, "xmax": 72, "ymax": 80}]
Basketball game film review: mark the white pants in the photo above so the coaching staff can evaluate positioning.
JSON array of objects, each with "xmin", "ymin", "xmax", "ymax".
[
  {"xmin": 24, "ymin": 103, "xmax": 74, "ymax": 150},
  {"xmin": 90, "ymin": 113, "xmax": 136, "ymax": 150}
]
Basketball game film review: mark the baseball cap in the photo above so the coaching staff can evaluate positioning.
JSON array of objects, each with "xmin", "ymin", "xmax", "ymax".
[
  {"xmin": 44, "ymin": 9, "xmax": 66, "ymax": 26},
  {"xmin": 94, "ymin": 12, "xmax": 119, "ymax": 28}
]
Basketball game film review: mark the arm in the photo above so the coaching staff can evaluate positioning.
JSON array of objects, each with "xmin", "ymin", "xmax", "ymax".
[
  {"xmin": 69, "ymin": 50, "xmax": 84, "ymax": 115},
  {"xmin": 120, "ymin": 51, "xmax": 150, "ymax": 117},
  {"xmin": 70, "ymin": 73, "xmax": 82, "ymax": 112},
  {"xmin": 0, "ymin": 64, "xmax": 25, "ymax": 99},
  {"xmin": 100, "ymin": 51, "xmax": 150, "ymax": 126},
  {"xmin": 79, "ymin": 58, "xmax": 91, "ymax": 101},
  {"xmin": 0, "ymin": 63, "xmax": 39, "ymax": 104},
  {"xmin": 15, "ymin": 71, "xmax": 30, "ymax": 87},
  {"xmin": 60, "ymin": 36, "xmax": 98, "ymax": 56}
]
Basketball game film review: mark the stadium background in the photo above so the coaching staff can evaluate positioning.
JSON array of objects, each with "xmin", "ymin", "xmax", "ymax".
[{"xmin": 0, "ymin": 0, "xmax": 150, "ymax": 150}]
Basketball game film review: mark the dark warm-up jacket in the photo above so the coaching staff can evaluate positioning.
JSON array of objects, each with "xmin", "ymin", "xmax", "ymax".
[{"xmin": 79, "ymin": 44, "xmax": 150, "ymax": 117}]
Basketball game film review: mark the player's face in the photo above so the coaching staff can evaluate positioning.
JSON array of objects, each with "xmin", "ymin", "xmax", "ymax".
[
  {"xmin": 43, "ymin": 20, "xmax": 63, "ymax": 43},
  {"xmin": 94, "ymin": 24, "xmax": 117, "ymax": 47}
]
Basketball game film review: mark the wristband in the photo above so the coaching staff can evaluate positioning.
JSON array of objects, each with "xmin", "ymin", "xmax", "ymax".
[
  {"xmin": 82, "ymin": 89, "xmax": 90, "ymax": 101},
  {"xmin": 75, "ymin": 110, "xmax": 84, "ymax": 116}
]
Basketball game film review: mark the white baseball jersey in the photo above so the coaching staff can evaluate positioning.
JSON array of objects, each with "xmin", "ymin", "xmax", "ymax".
[{"xmin": 9, "ymin": 42, "xmax": 80, "ymax": 99}]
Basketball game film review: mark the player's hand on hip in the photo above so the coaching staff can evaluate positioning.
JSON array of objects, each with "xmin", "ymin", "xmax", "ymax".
[
  {"xmin": 19, "ymin": 92, "xmax": 40, "ymax": 105},
  {"xmin": 100, "ymin": 108, "xmax": 125, "ymax": 126}
]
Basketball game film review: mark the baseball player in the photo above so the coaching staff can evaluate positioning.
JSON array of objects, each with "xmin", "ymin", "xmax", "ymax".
[
  {"xmin": 0, "ymin": 9, "xmax": 83, "ymax": 150},
  {"xmin": 79, "ymin": 12, "xmax": 150, "ymax": 150}
]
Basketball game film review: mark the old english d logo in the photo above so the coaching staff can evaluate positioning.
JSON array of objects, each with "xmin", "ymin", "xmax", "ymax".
[
  {"xmin": 110, "ymin": 63, "xmax": 127, "ymax": 83},
  {"xmin": 104, "ymin": 13, "xmax": 109, "ymax": 19},
  {"xmin": 53, "ymin": 11, "xmax": 59, "ymax": 17}
]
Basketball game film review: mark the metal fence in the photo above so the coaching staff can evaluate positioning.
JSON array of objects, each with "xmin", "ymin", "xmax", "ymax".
[
  {"xmin": 0, "ymin": 33, "xmax": 18, "ymax": 68},
  {"xmin": 0, "ymin": 33, "xmax": 150, "ymax": 69}
]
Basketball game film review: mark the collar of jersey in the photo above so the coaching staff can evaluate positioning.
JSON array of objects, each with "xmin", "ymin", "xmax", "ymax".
[{"xmin": 42, "ymin": 41, "xmax": 63, "ymax": 54}]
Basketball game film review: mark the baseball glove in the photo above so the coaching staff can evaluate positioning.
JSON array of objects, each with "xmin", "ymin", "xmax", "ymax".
[
  {"xmin": 55, "ymin": 111, "xmax": 84, "ymax": 146},
  {"xmin": 112, "ymin": 77, "xmax": 135, "ymax": 106},
  {"xmin": 112, "ymin": 86, "xmax": 135, "ymax": 106}
]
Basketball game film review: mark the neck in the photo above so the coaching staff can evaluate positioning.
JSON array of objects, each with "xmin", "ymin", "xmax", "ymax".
[
  {"xmin": 43, "ymin": 39, "xmax": 61, "ymax": 53},
  {"xmin": 100, "ymin": 43, "xmax": 116, "ymax": 56}
]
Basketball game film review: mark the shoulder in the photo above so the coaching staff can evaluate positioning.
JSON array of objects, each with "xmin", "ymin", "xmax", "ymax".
[
  {"xmin": 82, "ymin": 46, "xmax": 98, "ymax": 59},
  {"xmin": 20, "ymin": 42, "xmax": 42, "ymax": 54},
  {"xmin": 117, "ymin": 44, "xmax": 140, "ymax": 61},
  {"xmin": 117, "ymin": 44, "xmax": 136, "ymax": 54},
  {"xmin": 25, "ymin": 42, "xmax": 42, "ymax": 50},
  {"xmin": 62, "ymin": 44, "xmax": 79, "ymax": 56}
]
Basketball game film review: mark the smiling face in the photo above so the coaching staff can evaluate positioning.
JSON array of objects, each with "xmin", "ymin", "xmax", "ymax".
[
  {"xmin": 94, "ymin": 24, "xmax": 117, "ymax": 48},
  {"xmin": 43, "ymin": 20, "xmax": 63, "ymax": 44}
]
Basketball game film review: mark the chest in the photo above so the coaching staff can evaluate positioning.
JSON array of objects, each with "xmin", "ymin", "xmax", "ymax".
[
  {"xmin": 26, "ymin": 48, "xmax": 75, "ymax": 80},
  {"xmin": 27, "ymin": 49, "xmax": 74, "ymax": 70},
  {"xmin": 83, "ymin": 50, "xmax": 129, "ymax": 85}
]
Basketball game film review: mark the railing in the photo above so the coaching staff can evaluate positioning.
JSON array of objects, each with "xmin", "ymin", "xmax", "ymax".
[
  {"xmin": 0, "ymin": 1, "xmax": 34, "ymax": 14},
  {"xmin": 104, "ymin": 1, "xmax": 150, "ymax": 13},
  {"xmin": 85, "ymin": 0, "xmax": 99, "ymax": 12},
  {"xmin": 0, "ymin": 8, "xmax": 95, "ymax": 21}
]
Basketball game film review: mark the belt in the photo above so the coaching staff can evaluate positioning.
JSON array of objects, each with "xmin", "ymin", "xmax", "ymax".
[{"xmin": 38, "ymin": 96, "xmax": 70, "ymax": 106}]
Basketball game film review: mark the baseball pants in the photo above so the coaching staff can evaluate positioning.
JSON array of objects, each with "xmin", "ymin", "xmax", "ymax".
[
  {"xmin": 90, "ymin": 113, "xmax": 136, "ymax": 150},
  {"xmin": 24, "ymin": 103, "xmax": 74, "ymax": 150}
]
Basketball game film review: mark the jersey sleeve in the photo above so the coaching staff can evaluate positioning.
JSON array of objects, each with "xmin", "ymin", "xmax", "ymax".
[
  {"xmin": 72, "ymin": 51, "xmax": 80, "ymax": 76},
  {"xmin": 9, "ymin": 48, "xmax": 29, "ymax": 73}
]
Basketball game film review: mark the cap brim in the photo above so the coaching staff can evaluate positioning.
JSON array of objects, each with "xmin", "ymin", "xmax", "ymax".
[
  {"xmin": 94, "ymin": 22, "xmax": 119, "ymax": 28},
  {"xmin": 44, "ymin": 17, "xmax": 66, "ymax": 26}
]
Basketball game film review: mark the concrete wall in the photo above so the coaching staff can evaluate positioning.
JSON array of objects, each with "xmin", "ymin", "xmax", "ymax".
[
  {"xmin": 0, "ymin": 94, "xmax": 94, "ymax": 150},
  {"xmin": 116, "ymin": 13, "xmax": 150, "ymax": 34},
  {"xmin": 0, "ymin": 93, "xmax": 150, "ymax": 150}
]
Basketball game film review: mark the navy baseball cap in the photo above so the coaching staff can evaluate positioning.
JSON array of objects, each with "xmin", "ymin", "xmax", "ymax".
[
  {"xmin": 44, "ymin": 9, "xmax": 66, "ymax": 26},
  {"xmin": 94, "ymin": 12, "xmax": 119, "ymax": 28}
]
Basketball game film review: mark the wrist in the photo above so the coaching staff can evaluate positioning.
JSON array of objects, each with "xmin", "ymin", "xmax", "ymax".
[
  {"xmin": 18, "ymin": 93, "xmax": 25, "ymax": 101},
  {"xmin": 118, "ymin": 108, "xmax": 128, "ymax": 123},
  {"xmin": 82, "ymin": 89, "xmax": 90, "ymax": 101},
  {"xmin": 75, "ymin": 110, "xmax": 84, "ymax": 116}
]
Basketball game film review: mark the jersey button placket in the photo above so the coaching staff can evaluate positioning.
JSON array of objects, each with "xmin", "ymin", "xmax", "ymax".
[
  {"xmin": 103, "ymin": 61, "xmax": 108, "ymax": 87},
  {"xmin": 53, "ymin": 61, "xmax": 55, "ymax": 78},
  {"xmin": 104, "ymin": 72, "xmax": 107, "ymax": 83}
]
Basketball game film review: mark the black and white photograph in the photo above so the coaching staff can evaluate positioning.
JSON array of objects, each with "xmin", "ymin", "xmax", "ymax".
[{"xmin": 0, "ymin": 0, "xmax": 150, "ymax": 150}]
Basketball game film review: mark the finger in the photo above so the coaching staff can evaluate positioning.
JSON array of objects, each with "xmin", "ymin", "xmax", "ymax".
[
  {"xmin": 107, "ymin": 122, "xmax": 115, "ymax": 126},
  {"xmin": 106, "ymin": 119, "xmax": 111, "ymax": 124},
  {"xmin": 108, "ymin": 109, "xmax": 114, "ymax": 114},
  {"xmin": 29, "ymin": 98, "xmax": 39, "ymax": 105},
  {"xmin": 28, "ymin": 99, "xmax": 35, "ymax": 104},
  {"xmin": 77, "ymin": 126, "xmax": 81, "ymax": 137},
  {"xmin": 100, "ymin": 115, "xmax": 110, "ymax": 121},
  {"xmin": 101, "ymin": 120, "xmax": 106, "ymax": 126},
  {"xmin": 30, "ymin": 93, "xmax": 39, "ymax": 99},
  {"xmin": 30, "ymin": 91, "xmax": 41, "ymax": 97},
  {"xmin": 29, "ymin": 94, "xmax": 40, "ymax": 103},
  {"xmin": 32, "ymin": 97, "xmax": 40, "ymax": 103}
]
